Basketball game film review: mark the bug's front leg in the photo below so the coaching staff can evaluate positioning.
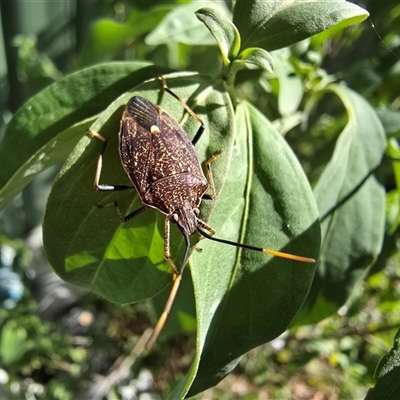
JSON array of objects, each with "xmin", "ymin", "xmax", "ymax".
[
  {"xmin": 88, "ymin": 128, "xmax": 134, "ymax": 192},
  {"xmin": 163, "ymin": 216, "xmax": 182, "ymax": 277}
]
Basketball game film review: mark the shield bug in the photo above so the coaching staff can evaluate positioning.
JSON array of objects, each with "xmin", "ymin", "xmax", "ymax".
[{"xmin": 89, "ymin": 76, "xmax": 315, "ymax": 350}]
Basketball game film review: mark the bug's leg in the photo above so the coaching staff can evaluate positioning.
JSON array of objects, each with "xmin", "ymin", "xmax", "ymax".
[
  {"xmin": 88, "ymin": 128, "xmax": 134, "ymax": 192},
  {"xmin": 163, "ymin": 216, "xmax": 180, "ymax": 276},
  {"xmin": 159, "ymin": 75, "xmax": 205, "ymax": 146},
  {"xmin": 194, "ymin": 218, "xmax": 216, "ymax": 248},
  {"xmin": 203, "ymin": 151, "xmax": 222, "ymax": 200},
  {"xmin": 196, "ymin": 152, "xmax": 220, "ymax": 245},
  {"xmin": 89, "ymin": 128, "xmax": 146, "ymax": 222},
  {"xmin": 145, "ymin": 217, "xmax": 191, "ymax": 349},
  {"xmin": 196, "ymin": 218, "xmax": 216, "ymax": 238},
  {"xmin": 100, "ymin": 202, "xmax": 149, "ymax": 223}
]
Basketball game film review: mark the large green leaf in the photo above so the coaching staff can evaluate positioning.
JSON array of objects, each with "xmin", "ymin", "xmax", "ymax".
[
  {"xmin": 295, "ymin": 86, "xmax": 386, "ymax": 325},
  {"xmin": 184, "ymin": 101, "xmax": 320, "ymax": 397},
  {"xmin": 43, "ymin": 74, "xmax": 319, "ymax": 398},
  {"xmin": 43, "ymin": 73, "xmax": 235, "ymax": 305},
  {"xmin": 365, "ymin": 326, "xmax": 400, "ymax": 400},
  {"xmin": 0, "ymin": 62, "xmax": 172, "ymax": 211},
  {"xmin": 233, "ymin": 0, "xmax": 369, "ymax": 51}
]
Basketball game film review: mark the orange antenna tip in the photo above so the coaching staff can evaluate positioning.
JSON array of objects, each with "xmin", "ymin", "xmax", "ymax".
[{"xmin": 263, "ymin": 249, "xmax": 315, "ymax": 263}]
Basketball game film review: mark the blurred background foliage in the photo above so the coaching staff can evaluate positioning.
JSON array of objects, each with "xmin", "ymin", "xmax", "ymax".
[{"xmin": 0, "ymin": 0, "xmax": 400, "ymax": 399}]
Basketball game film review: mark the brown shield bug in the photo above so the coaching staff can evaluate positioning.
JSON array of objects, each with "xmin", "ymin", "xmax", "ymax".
[{"xmin": 89, "ymin": 76, "xmax": 315, "ymax": 349}]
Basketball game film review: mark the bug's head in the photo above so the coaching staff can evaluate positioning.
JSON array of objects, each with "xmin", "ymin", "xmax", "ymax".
[{"xmin": 172, "ymin": 200, "xmax": 199, "ymax": 237}]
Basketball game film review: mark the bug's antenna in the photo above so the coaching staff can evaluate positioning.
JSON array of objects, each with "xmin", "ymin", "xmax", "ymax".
[
  {"xmin": 146, "ymin": 226, "xmax": 315, "ymax": 349},
  {"xmin": 197, "ymin": 227, "xmax": 316, "ymax": 264}
]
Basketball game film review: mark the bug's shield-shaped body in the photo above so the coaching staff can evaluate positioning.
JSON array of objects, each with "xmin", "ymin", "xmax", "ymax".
[{"xmin": 119, "ymin": 96, "xmax": 208, "ymax": 236}]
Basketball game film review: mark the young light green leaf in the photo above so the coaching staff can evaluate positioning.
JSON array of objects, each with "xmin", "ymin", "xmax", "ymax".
[
  {"xmin": 186, "ymin": 101, "xmax": 320, "ymax": 396},
  {"xmin": 225, "ymin": 47, "xmax": 274, "ymax": 85},
  {"xmin": 233, "ymin": 0, "xmax": 369, "ymax": 51},
  {"xmin": 294, "ymin": 85, "xmax": 386, "ymax": 325},
  {"xmin": 146, "ymin": 1, "xmax": 230, "ymax": 46},
  {"xmin": 236, "ymin": 47, "xmax": 275, "ymax": 72},
  {"xmin": 196, "ymin": 7, "xmax": 241, "ymax": 65},
  {"xmin": 0, "ymin": 62, "xmax": 171, "ymax": 211}
]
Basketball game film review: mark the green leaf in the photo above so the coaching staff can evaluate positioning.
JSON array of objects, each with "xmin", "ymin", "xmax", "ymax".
[
  {"xmin": 77, "ymin": 7, "xmax": 171, "ymax": 67},
  {"xmin": 0, "ymin": 62, "xmax": 172, "ymax": 211},
  {"xmin": 43, "ymin": 73, "xmax": 235, "ymax": 306},
  {"xmin": 295, "ymin": 85, "xmax": 386, "ymax": 325},
  {"xmin": 196, "ymin": 7, "xmax": 241, "ymax": 65},
  {"xmin": 386, "ymin": 139, "xmax": 400, "ymax": 234},
  {"xmin": 43, "ymin": 74, "xmax": 319, "ymax": 398},
  {"xmin": 185, "ymin": 101, "xmax": 320, "ymax": 396},
  {"xmin": 365, "ymin": 326, "xmax": 400, "ymax": 400},
  {"xmin": 233, "ymin": 0, "xmax": 369, "ymax": 51},
  {"xmin": 225, "ymin": 47, "xmax": 274, "ymax": 85},
  {"xmin": 388, "ymin": 139, "xmax": 400, "ymax": 195},
  {"xmin": 376, "ymin": 109, "xmax": 400, "ymax": 136},
  {"xmin": 235, "ymin": 47, "xmax": 275, "ymax": 72},
  {"xmin": 146, "ymin": 1, "xmax": 230, "ymax": 46},
  {"xmin": 272, "ymin": 50, "xmax": 303, "ymax": 116},
  {"xmin": 0, "ymin": 320, "xmax": 32, "ymax": 365}
]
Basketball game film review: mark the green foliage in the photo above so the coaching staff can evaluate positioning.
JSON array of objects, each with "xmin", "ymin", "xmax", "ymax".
[
  {"xmin": 295, "ymin": 86, "xmax": 386, "ymax": 325},
  {"xmin": 195, "ymin": 8, "xmax": 241, "ymax": 65},
  {"xmin": 365, "ymin": 317, "xmax": 400, "ymax": 400},
  {"xmin": 1, "ymin": 0, "xmax": 399, "ymax": 398},
  {"xmin": 145, "ymin": 2, "xmax": 230, "ymax": 46},
  {"xmin": 233, "ymin": 0, "xmax": 368, "ymax": 51}
]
